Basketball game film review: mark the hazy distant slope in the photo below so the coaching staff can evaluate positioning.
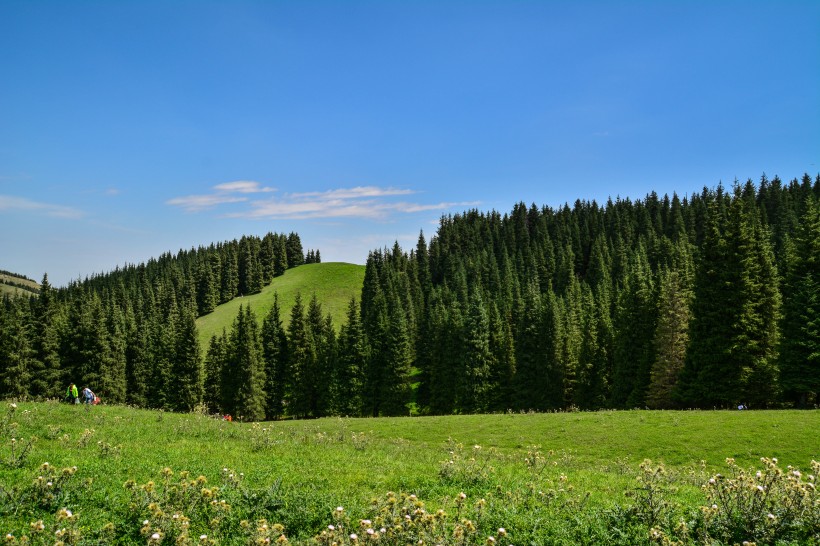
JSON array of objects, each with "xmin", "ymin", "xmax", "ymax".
[
  {"xmin": 0, "ymin": 271, "xmax": 40, "ymax": 297},
  {"xmin": 195, "ymin": 262, "xmax": 366, "ymax": 349}
]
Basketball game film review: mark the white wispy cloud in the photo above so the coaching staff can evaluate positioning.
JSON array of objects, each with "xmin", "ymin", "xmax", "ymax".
[
  {"xmin": 167, "ymin": 181, "xmax": 477, "ymax": 220},
  {"xmin": 0, "ymin": 195, "xmax": 85, "ymax": 219},
  {"xmin": 213, "ymin": 180, "xmax": 275, "ymax": 193},
  {"xmin": 233, "ymin": 196, "xmax": 479, "ymax": 220},
  {"xmin": 166, "ymin": 180, "xmax": 273, "ymax": 212},
  {"xmin": 289, "ymin": 186, "xmax": 415, "ymax": 199},
  {"xmin": 165, "ymin": 194, "xmax": 248, "ymax": 212}
]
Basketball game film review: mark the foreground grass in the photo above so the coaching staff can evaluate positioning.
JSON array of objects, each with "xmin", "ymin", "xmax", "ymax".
[
  {"xmin": 1, "ymin": 403, "xmax": 818, "ymax": 544},
  {"xmin": 196, "ymin": 263, "xmax": 365, "ymax": 349}
]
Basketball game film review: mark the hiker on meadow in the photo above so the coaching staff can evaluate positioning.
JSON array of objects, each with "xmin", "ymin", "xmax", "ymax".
[
  {"xmin": 66, "ymin": 383, "xmax": 79, "ymax": 404},
  {"xmin": 81, "ymin": 386, "xmax": 96, "ymax": 405}
]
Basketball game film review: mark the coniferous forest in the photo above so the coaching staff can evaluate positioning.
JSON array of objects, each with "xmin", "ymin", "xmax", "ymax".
[{"xmin": 1, "ymin": 175, "xmax": 819, "ymax": 419}]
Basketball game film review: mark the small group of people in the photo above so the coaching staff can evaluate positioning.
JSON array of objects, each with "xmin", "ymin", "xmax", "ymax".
[{"xmin": 65, "ymin": 383, "xmax": 98, "ymax": 405}]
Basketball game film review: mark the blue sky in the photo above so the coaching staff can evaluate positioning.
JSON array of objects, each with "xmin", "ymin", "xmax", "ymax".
[{"xmin": 2, "ymin": 1, "xmax": 818, "ymax": 287}]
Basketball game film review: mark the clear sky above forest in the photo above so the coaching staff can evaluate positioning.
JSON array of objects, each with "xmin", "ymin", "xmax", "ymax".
[{"xmin": 1, "ymin": 0, "xmax": 818, "ymax": 286}]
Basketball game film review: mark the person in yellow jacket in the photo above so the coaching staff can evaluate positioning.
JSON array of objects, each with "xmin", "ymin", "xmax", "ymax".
[{"xmin": 66, "ymin": 383, "xmax": 79, "ymax": 404}]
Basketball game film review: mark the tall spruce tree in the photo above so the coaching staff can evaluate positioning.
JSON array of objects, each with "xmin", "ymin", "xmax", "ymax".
[
  {"xmin": 0, "ymin": 296, "xmax": 33, "ymax": 399},
  {"xmin": 228, "ymin": 305, "xmax": 267, "ymax": 421},
  {"xmin": 261, "ymin": 294, "xmax": 289, "ymax": 419},
  {"xmin": 204, "ymin": 330, "xmax": 228, "ymax": 413},
  {"xmin": 647, "ymin": 268, "xmax": 692, "ymax": 409},
  {"xmin": 378, "ymin": 296, "xmax": 413, "ymax": 416},
  {"xmin": 334, "ymin": 298, "xmax": 367, "ymax": 416},
  {"xmin": 778, "ymin": 196, "xmax": 820, "ymax": 406},
  {"xmin": 170, "ymin": 307, "xmax": 204, "ymax": 411},
  {"xmin": 287, "ymin": 294, "xmax": 316, "ymax": 418},
  {"xmin": 30, "ymin": 274, "xmax": 62, "ymax": 398},
  {"xmin": 459, "ymin": 291, "xmax": 493, "ymax": 413}
]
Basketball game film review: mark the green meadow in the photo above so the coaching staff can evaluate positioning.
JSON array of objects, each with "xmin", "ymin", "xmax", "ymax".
[
  {"xmin": 196, "ymin": 263, "xmax": 365, "ymax": 349},
  {"xmin": 1, "ymin": 402, "xmax": 818, "ymax": 545}
]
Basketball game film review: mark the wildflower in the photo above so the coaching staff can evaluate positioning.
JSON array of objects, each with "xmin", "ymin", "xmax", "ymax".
[
  {"xmin": 336, "ymin": 506, "xmax": 344, "ymax": 513},
  {"xmin": 10, "ymin": 403, "xmax": 17, "ymax": 409},
  {"xmin": 498, "ymin": 528, "xmax": 507, "ymax": 536},
  {"xmin": 366, "ymin": 529, "xmax": 374, "ymax": 536},
  {"xmin": 757, "ymin": 485, "xmax": 765, "ymax": 492},
  {"xmin": 143, "ymin": 520, "xmax": 149, "ymax": 526},
  {"xmin": 350, "ymin": 533, "xmax": 358, "ymax": 540},
  {"xmin": 151, "ymin": 532, "xmax": 161, "ymax": 540},
  {"xmin": 487, "ymin": 537, "xmax": 496, "ymax": 544},
  {"xmin": 200, "ymin": 536, "xmax": 208, "ymax": 541},
  {"xmin": 328, "ymin": 525, "xmax": 335, "ymax": 531},
  {"xmin": 793, "ymin": 470, "xmax": 801, "ymax": 478},
  {"xmin": 458, "ymin": 492, "xmax": 467, "ymax": 500},
  {"xmin": 711, "ymin": 504, "xmax": 718, "ymax": 510},
  {"xmin": 767, "ymin": 513, "xmax": 775, "ymax": 520}
]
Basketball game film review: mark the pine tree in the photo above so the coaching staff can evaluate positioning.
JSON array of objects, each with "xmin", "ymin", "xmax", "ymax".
[
  {"xmin": 229, "ymin": 305, "xmax": 266, "ymax": 421},
  {"xmin": 459, "ymin": 291, "xmax": 493, "ymax": 413},
  {"xmin": 261, "ymin": 294, "xmax": 289, "ymax": 419},
  {"xmin": 334, "ymin": 298, "xmax": 367, "ymax": 416},
  {"xmin": 196, "ymin": 259, "xmax": 219, "ymax": 315},
  {"xmin": 286, "ymin": 232, "xmax": 305, "ymax": 267},
  {"xmin": 101, "ymin": 303, "xmax": 127, "ymax": 403},
  {"xmin": 273, "ymin": 236, "xmax": 288, "ymax": 277},
  {"xmin": 287, "ymin": 294, "xmax": 315, "ymax": 418},
  {"xmin": 487, "ymin": 300, "xmax": 515, "ymax": 412},
  {"xmin": 513, "ymin": 282, "xmax": 547, "ymax": 411},
  {"xmin": 0, "ymin": 296, "xmax": 34, "ymax": 399},
  {"xmin": 611, "ymin": 245, "xmax": 656, "ymax": 408},
  {"xmin": 30, "ymin": 273, "xmax": 63, "ymax": 398},
  {"xmin": 378, "ymin": 297, "xmax": 413, "ymax": 416},
  {"xmin": 306, "ymin": 295, "xmax": 333, "ymax": 417},
  {"xmin": 676, "ymin": 198, "xmax": 736, "ymax": 408},
  {"xmin": 647, "ymin": 268, "xmax": 692, "ymax": 408},
  {"xmin": 170, "ymin": 307, "xmax": 204, "ymax": 411},
  {"xmin": 778, "ymin": 197, "xmax": 820, "ymax": 406},
  {"xmin": 204, "ymin": 331, "xmax": 228, "ymax": 413}
]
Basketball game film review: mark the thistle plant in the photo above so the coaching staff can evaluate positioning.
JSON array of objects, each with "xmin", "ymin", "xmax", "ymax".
[
  {"xmin": 3, "ymin": 507, "xmax": 83, "ymax": 546},
  {"xmin": 439, "ymin": 440, "xmax": 495, "ymax": 487},
  {"xmin": 313, "ymin": 492, "xmax": 512, "ymax": 546},
  {"xmin": 627, "ymin": 460, "xmax": 676, "ymax": 529},
  {"xmin": 700, "ymin": 457, "xmax": 820, "ymax": 544}
]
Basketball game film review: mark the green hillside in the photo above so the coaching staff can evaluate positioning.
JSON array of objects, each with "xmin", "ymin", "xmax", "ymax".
[
  {"xmin": 196, "ymin": 262, "xmax": 365, "ymax": 349},
  {"xmin": 0, "ymin": 272, "xmax": 40, "ymax": 297}
]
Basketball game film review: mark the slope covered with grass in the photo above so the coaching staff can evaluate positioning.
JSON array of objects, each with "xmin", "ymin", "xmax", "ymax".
[
  {"xmin": 196, "ymin": 262, "xmax": 365, "ymax": 348},
  {"xmin": 1, "ymin": 402, "xmax": 818, "ymax": 544}
]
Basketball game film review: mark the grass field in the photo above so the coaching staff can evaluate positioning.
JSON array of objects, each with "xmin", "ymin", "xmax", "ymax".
[
  {"xmin": 1, "ymin": 403, "xmax": 818, "ymax": 544},
  {"xmin": 196, "ymin": 263, "xmax": 365, "ymax": 349}
]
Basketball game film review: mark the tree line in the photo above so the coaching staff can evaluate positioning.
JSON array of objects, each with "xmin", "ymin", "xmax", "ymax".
[
  {"xmin": 197, "ymin": 173, "xmax": 819, "ymax": 419},
  {"xmin": 0, "ymin": 231, "xmax": 305, "ymax": 407},
  {"xmin": 1, "ymin": 174, "xmax": 818, "ymax": 417}
]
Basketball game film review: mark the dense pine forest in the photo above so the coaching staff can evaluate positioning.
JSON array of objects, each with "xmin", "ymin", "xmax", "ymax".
[{"xmin": 1, "ymin": 174, "xmax": 819, "ymax": 419}]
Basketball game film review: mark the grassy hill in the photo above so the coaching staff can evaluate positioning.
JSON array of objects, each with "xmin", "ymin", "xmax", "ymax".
[
  {"xmin": 0, "ymin": 271, "xmax": 40, "ymax": 297},
  {"xmin": 196, "ymin": 262, "xmax": 366, "ymax": 349},
  {"xmin": 1, "ymin": 403, "xmax": 818, "ymax": 544}
]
